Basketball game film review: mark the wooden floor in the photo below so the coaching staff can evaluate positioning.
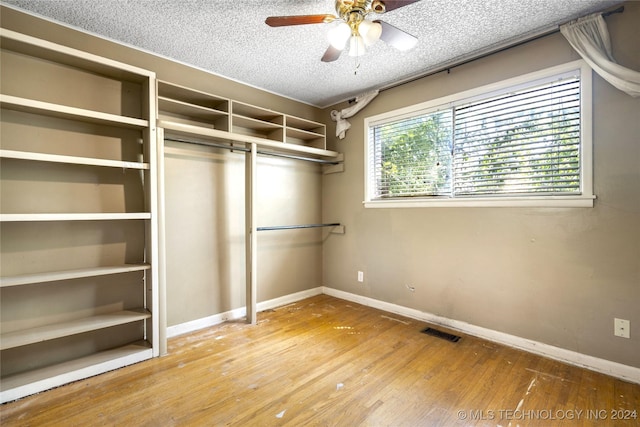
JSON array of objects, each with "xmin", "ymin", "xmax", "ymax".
[{"xmin": 1, "ymin": 294, "xmax": 638, "ymax": 426}]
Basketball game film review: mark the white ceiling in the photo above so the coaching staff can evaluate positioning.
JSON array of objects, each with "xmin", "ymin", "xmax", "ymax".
[{"xmin": 3, "ymin": 0, "xmax": 622, "ymax": 107}]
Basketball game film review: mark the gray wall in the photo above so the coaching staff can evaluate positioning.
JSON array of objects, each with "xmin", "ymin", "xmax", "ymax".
[{"xmin": 322, "ymin": 2, "xmax": 640, "ymax": 368}]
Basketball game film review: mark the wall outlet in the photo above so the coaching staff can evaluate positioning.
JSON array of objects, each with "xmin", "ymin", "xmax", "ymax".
[
  {"xmin": 357, "ymin": 271, "xmax": 364, "ymax": 283},
  {"xmin": 614, "ymin": 318, "xmax": 630, "ymax": 338}
]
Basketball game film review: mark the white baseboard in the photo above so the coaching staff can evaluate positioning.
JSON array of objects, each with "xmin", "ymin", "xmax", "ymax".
[
  {"xmin": 166, "ymin": 287, "xmax": 323, "ymax": 338},
  {"xmin": 322, "ymin": 286, "xmax": 640, "ymax": 385}
]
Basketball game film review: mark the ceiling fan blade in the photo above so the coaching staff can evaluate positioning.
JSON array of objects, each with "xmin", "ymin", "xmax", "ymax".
[
  {"xmin": 380, "ymin": 0, "xmax": 421, "ymax": 13},
  {"xmin": 321, "ymin": 45, "xmax": 343, "ymax": 62},
  {"xmin": 376, "ymin": 20, "xmax": 418, "ymax": 51},
  {"xmin": 265, "ymin": 14, "xmax": 335, "ymax": 27}
]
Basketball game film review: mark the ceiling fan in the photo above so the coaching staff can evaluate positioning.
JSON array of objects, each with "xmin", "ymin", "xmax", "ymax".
[{"xmin": 265, "ymin": 0, "xmax": 420, "ymax": 62}]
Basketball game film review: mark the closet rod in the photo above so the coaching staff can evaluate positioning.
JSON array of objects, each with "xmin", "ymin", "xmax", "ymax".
[
  {"xmin": 164, "ymin": 136, "xmax": 340, "ymax": 165},
  {"xmin": 257, "ymin": 223, "xmax": 341, "ymax": 232}
]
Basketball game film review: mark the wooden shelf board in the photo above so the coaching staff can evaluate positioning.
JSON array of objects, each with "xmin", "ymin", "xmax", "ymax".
[
  {"xmin": 0, "ymin": 309, "xmax": 151, "ymax": 350},
  {"xmin": 231, "ymin": 101, "xmax": 282, "ymax": 122},
  {"xmin": 160, "ymin": 120, "xmax": 341, "ymax": 159},
  {"xmin": 0, "ymin": 264, "xmax": 150, "ymax": 288},
  {"xmin": 0, "ymin": 342, "xmax": 152, "ymax": 404},
  {"xmin": 286, "ymin": 116, "xmax": 326, "ymax": 134},
  {"xmin": 0, "ymin": 95, "xmax": 149, "ymax": 129},
  {"xmin": 1, "ymin": 29, "xmax": 153, "ymax": 82},
  {"xmin": 157, "ymin": 80, "xmax": 229, "ymax": 107},
  {"xmin": 286, "ymin": 127, "xmax": 325, "ymax": 141},
  {"xmin": 0, "ymin": 213, "xmax": 151, "ymax": 222},
  {"xmin": 0, "ymin": 149, "xmax": 149, "ymax": 170},
  {"xmin": 158, "ymin": 97, "xmax": 228, "ymax": 121},
  {"xmin": 233, "ymin": 114, "xmax": 284, "ymax": 131}
]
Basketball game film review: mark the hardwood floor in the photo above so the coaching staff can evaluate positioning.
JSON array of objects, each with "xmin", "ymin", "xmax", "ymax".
[{"xmin": 1, "ymin": 294, "xmax": 639, "ymax": 426}]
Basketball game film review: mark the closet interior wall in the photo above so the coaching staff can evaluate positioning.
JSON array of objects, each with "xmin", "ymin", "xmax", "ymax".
[{"xmin": 163, "ymin": 139, "xmax": 325, "ymax": 328}]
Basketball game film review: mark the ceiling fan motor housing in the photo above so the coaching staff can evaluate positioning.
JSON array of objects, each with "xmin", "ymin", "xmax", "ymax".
[{"xmin": 335, "ymin": 0, "xmax": 386, "ymax": 21}]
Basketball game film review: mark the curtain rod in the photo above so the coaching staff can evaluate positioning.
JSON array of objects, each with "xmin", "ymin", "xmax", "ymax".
[
  {"xmin": 164, "ymin": 136, "xmax": 341, "ymax": 165},
  {"xmin": 366, "ymin": 5, "xmax": 625, "ymax": 99}
]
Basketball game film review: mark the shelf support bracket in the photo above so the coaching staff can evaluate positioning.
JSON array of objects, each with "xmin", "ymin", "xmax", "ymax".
[{"xmin": 323, "ymin": 153, "xmax": 344, "ymax": 174}]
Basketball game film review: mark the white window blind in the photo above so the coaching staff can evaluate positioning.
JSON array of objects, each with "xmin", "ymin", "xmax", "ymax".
[
  {"xmin": 370, "ymin": 110, "xmax": 452, "ymax": 198},
  {"xmin": 453, "ymin": 77, "xmax": 581, "ymax": 196},
  {"xmin": 365, "ymin": 61, "xmax": 593, "ymax": 207}
]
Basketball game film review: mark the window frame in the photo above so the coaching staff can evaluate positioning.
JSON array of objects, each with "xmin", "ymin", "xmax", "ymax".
[{"xmin": 364, "ymin": 60, "xmax": 595, "ymax": 208}]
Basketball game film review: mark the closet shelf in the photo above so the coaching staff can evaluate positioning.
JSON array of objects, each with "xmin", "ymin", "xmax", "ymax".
[
  {"xmin": 0, "ymin": 264, "xmax": 151, "ymax": 288},
  {"xmin": 232, "ymin": 114, "xmax": 284, "ymax": 131},
  {"xmin": 158, "ymin": 97, "xmax": 228, "ymax": 121},
  {"xmin": 0, "ymin": 149, "xmax": 149, "ymax": 170},
  {"xmin": 286, "ymin": 127, "xmax": 325, "ymax": 140},
  {"xmin": 0, "ymin": 95, "xmax": 149, "ymax": 129},
  {"xmin": 0, "ymin": 213, "xmax": 151, "ymax": 222},
  {"xmin": 157, "ymin": 81, "xmax": 229, "ymax": 110},
  {"xmin": 0, "ymin": 309, "xmax": 151, "ymax": 350},
  {"xmin": 1, "ymin": 28, "xmax": 153, "ymax": 82},
  {"xmin": 160, "ymin": 120, "xmax": 340, "ymax": 159},
  {"xmin": 0, "ymin": 342, "xmax": 152, "ymax": 403}
]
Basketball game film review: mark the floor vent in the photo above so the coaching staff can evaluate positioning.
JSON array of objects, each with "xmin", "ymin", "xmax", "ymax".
[{"xmin": 421, "ymin": 327, "xmax": 461, "ymax": 342}]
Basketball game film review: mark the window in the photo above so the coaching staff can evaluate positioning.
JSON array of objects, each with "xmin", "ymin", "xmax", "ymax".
[{"xmin": 365, "ymin": 61, "xmax": 594, "ymax": 208}]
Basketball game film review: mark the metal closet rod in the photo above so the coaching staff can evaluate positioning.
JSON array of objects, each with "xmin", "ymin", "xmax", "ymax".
[
  {"xmin": 257, "ymin": 223, "xmax": 341, "ymax": 232},
  {"xmin": 164, "ymin": 136, "xmax": 341, "ymax": 165}
]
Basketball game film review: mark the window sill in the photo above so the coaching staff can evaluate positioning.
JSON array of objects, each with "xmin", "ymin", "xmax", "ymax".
[{"xmin": 363, "ymin": 195, "xmax": 596, "ymax": 208}]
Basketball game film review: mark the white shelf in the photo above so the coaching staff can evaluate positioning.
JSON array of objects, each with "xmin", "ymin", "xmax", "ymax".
[
  {"xmin": 0, "ymin": 149, "xmax": 149, "ymax": 170},
  {"xmin": 158, "ymin": 97, "xmax": 228, "ymax": 121},
  {"xmin": 286, "ymin": 115, "xmax": 326, "ymax": 134},
  {"xmin": 161, "ymin": 120, "xmax": 340, "ymax": 159},
  {"xmin": 157, "ymin": 80, "xmax": 229, "ymax": 110},
  {"xmin": 286, "ymin": 127, "xmax": 325, "ymax": 141},
  {"xmin": 0, "ymin": 342, "xmax": 152, "ymax": 404},
  {"xmin": 0, "ymin": 95, "xmax": 149, "ymax": 129},
  {"xmin": 1, "ymin": 28, "xmax": 153, "ymax": 82},
  {"xmin": 233, "ymin": 114, "xmax": 284, "ymax": 132},
  {"xmin": 0, "ymin": 309, "xmax": 151, "ymax": 350},
  {"xmin": 0, "ymin": 264, "xmax": 150, "ymax": 288},
  {"xmin": 0, "ymin": 213, "xmax": 151, "ymax": 222},
  {"xmin": 232, "ymin": 101, "xmax": 283, "ymax": 123}
]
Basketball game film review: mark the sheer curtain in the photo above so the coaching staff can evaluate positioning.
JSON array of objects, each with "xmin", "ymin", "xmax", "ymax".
[
  {"xmin": 560, "ymin": 13, "xmax": 640, "ymax": 97},
  {"xmin": 330, "ymin": 90, "xmax": 379, "ymax": 139}
]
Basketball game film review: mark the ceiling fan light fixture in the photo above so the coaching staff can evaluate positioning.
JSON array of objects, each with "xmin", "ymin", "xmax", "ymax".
[
  {"xmin": 328, "ymin": 22, "xmax": 351, "ymax": 50},
  {"xmin": 358, "ymin": 20, "xmax": 382, "ymax": 46},
  {"xmin": 348, "ymin": 34, "xmax": 366, "ymax": 57}
]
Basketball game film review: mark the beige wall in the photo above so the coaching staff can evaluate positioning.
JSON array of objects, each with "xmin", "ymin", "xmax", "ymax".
[
  {"xmin": 322, "ymin": 2, "xmax": 640, "ymax": 368},
  {"xmin": 164, "ymin": 141, "xmax": 323, "ymax": 325}
]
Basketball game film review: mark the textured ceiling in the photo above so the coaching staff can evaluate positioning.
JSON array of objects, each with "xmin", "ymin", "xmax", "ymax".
[{"xmin": 2, "ymin": 0, "xmax": 622, "ymax": 107}]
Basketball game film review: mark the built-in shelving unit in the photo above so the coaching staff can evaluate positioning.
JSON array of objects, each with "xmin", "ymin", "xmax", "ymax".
[
  {"xmin": 157, "ymin": 81, "xmax": 229, "ymax": 131},
  {"xmin": 0, "ymin": 28, "xmax": 159, "ymax": 403},
  {"xmin": 157, "ymin": 80, "xmax": 335, "ymax": 158}
]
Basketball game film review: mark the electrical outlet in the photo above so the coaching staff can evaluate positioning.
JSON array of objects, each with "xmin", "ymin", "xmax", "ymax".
[
  {"xmin": 357, "ymin": 271, "xmax": 364, "ymax": 282},
  {"xmin": 614, "ymin": 318, "xmax": 630, "ymax": 338}
]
